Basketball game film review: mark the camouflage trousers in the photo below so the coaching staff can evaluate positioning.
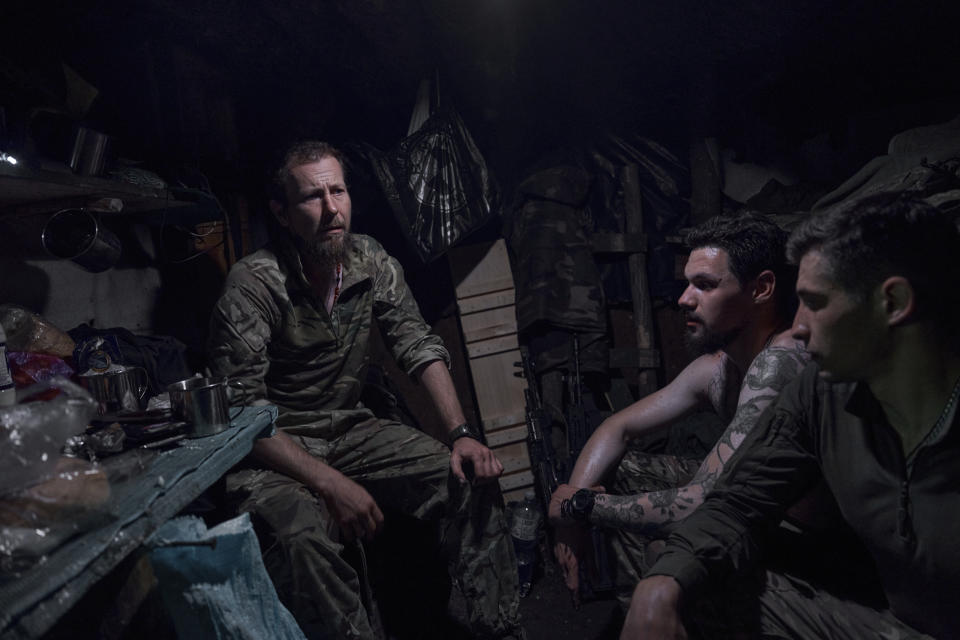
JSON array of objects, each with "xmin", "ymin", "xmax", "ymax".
[
  {"xmin": 609, "ymin": 452, "xmax": 930, "ymax": 639},
  {"xmin": 609, "ymin": 450, "xmax": 701, "ymax": 609},
  {"xmin": 226, "ymin": 418, "xmax": 521, "ymax": 640},
  {"xmin": 689, "ymin": 570, "xmax": 932, "ymax": 640}
]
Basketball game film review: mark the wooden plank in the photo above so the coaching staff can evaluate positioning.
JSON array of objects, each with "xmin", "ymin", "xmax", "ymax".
[
  {"xmin": 622, "ymin": 164, "xmax": 659, "ymax": 397},
  {"xmin": 448, "ymin": 239, "xmax": 515, "ymax": 299},
  {"xmin": 492, "ymin": 441, "xmax": 531, "ymax": 474},
  {"xmin": 466, "ymin": 334, "xmax": 519, "ymax": 358},
  {"xmin": 502, "ymin": 485, "xmax": 535, "ymax": 505},
  {"xmin": 485, "ymin": 424, "xmax": 527, "ymax": 448},
  {"xmin": 457, "ymin": 289, "xmax": 516, "ymax": 314},
  {"xmin": 482, "ymin": 410, "xmax": 526, "ymax": 432},
  {"xmin": 460, "ymin": 305, "xmax": 518, "ymax": 343},
  {"xmin": 468, "ymin": 348, "xmax": 527, "ymax": 422},
  {"xmin": 499, "ymin": 469, "xmax": 535, "ymax": 493}
]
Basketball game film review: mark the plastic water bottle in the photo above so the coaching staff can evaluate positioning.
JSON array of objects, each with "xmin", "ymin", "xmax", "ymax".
[
  {"xmin": 510, "ymin": 490, "xmax": 541, "ymax": 597},
  {"xmin": 0, "ymin": 325, "xmax": 15, "ymax": 407}
]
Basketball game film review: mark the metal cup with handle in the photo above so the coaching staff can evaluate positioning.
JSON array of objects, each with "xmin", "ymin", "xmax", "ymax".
[
  {"xmin": 79, "ymin": 367, "xmax": 149, "ymax": 415},
  {"xmin": 167, "ymin": 377, "xmax": 246, "ymax": 437}
]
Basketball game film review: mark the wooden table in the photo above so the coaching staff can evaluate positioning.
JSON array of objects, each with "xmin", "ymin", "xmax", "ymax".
[{"xmin": 0, "ymin": 406, "xmax": 276, "ymax": 639}]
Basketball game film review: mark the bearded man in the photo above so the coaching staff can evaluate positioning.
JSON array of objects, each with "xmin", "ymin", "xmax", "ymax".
[
  {"xmin": 549, "ymin": 213, "xmax": 809, "ymax": 608},
  {"xmin": 207, "ymin": 141, "xmax": 522, "ymax": 640}
]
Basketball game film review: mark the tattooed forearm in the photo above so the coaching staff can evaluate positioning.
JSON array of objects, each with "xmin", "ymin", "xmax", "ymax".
[
  {"xmin": 592, "ymin": 485, "xmax": 705, "ymax": 534},
  {"xmin": 591, "ymin": 343, "xmax": 809, "ymax": 535}
]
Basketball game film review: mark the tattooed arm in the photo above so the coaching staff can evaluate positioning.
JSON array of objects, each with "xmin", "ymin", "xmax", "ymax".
[
  {"xmin": 561, "ymin": 352, "xmax": 728, "ymax": 495},
  {"xmin": 589, "ymin": 338, "xmax": 809, "ymax": 534}
]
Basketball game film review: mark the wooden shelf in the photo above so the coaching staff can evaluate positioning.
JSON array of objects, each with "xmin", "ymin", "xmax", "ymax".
[{"xmin": 0, "ymin": 163, "xmax": 220, "ymax": 222}]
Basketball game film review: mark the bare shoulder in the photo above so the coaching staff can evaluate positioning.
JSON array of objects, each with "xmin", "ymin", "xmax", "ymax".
[
  {"xmin": 769, "ymin": 329, "xmax": 806, "ymax": 351},
  {"xmin": 684, "ymin": 352, "xmax": 741, "ymax": 420},
  {"xmin": 742, "ymin": 332, "xmax": 810, "ymax": 393}
]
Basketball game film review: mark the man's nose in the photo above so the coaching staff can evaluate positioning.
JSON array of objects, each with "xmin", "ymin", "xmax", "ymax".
[
  {"xmin": 791, "ymin": 312, "xmax": 809, "ymax": 343},
  {"xmin": 677, "ymin": 285, "xmax": 695, "ymax": 309},
  {"xmin": 322, "ymin": 192, "xmax": 338, "ymax": 214}
]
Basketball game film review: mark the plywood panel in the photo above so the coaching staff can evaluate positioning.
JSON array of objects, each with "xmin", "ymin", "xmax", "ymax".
[
  {"xmin": 485, "ymin": 423, "xmax": 527, "ymax": 448},
  {"xmin": 466, "ymin": 334, "xmax": 519, "ymax": 358},
  {"xmin": 494, "ymin": 441, "xmax": 531, "ymax": 474},
  {"xmin": 499, "ymin": 469, "xmax": 535, "ymax": 494},
  {"xmin": 469, "ymin": 348, "xmax": 527, "ymax": 423},
  {"xmin": 460, "ymin": 305, "xmax": 518, "ymax": 343},
  {"xmin": 449, "ymin": 239, "xmax": 515, "ymax": 298},
  {"xmin": 457, "ymin": 289, "xmax": 515, "ymax": 315}
]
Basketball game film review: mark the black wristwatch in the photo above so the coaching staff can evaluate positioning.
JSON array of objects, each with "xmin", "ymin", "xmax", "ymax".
[
  {"xmin": 561, "ymin": 489, "xmax": 597, "ymax": 522},
  {"xmin": 447, "ymin": 422, "xmax": 485, "ymax": 446}
]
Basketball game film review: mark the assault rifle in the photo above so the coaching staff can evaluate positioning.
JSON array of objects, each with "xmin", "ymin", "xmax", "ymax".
[{"xmin": 518, "ymin": 346, "xmax": 559, "ymax": 512}]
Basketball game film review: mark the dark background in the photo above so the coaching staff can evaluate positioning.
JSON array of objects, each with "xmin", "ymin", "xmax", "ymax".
[{"xmin": 4, "ymin": 0, "xmax": 960, "ymax": 205}]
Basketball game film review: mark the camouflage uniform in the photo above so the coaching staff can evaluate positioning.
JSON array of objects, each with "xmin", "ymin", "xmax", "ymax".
[
  {"xmin": 609, "ymin": 450, "xmax": 701, "ymax": 608},
  {"xmin": 208, "ymin": 234, "xmax": 520, "ymax": 639},
  {"xmin": 505, "ymin": 165, "xmax": 608, "ymax": 376}
]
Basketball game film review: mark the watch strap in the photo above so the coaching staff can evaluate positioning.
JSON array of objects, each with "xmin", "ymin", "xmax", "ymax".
[{"xmin": 447, "ymin": 422, "xmax": 484, "ymax": 446}]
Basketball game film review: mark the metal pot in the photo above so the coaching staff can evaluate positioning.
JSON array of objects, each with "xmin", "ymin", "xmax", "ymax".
[
  {"xmin": 41, "ymin": 208, "xmax": 121, "ymax": 273},
  {"xmin": 167, "ymin": 377, "xmax": 244, "ymax": 438},
  {"xmin": 79, "ymin": 367, "xmax": 149, "ymax": 415}
]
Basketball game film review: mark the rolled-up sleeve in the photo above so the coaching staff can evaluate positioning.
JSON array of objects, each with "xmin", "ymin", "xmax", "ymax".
[
  {"xmin": 207, "ymin": 265, "xmax": 279, "ymax": 405},
  {"xmin": 370, "ymin": 248, "xmax": 450, "ymax": 375},
  {"xmin": 647, "ymin": 364, "xmax": 823, "ymax": 597}
]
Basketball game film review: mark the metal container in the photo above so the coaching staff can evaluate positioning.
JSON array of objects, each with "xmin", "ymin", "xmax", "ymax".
[
  {"xmin": 167, "ymin": 377, "xmax": 243, "ymax": 438},
  {"xmin": 69, "ymin": 126, "xmax": 111, "ymax": 176},
  {"xmin": 79, "ymin": 367, "xmax": 149, "ymax": 415},
  {"xmin": 41, "ymin": 208, "xmax": 121, "ymax": 273}
]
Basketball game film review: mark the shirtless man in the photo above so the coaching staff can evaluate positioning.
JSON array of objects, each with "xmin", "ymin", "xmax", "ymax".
[
  {"xmin": 623, "ymin": 193, "xmax": 960, "ymax": 640},
  {"xmin": 549, "ymin": 212, "xmax": 809, "ymax": 605}
]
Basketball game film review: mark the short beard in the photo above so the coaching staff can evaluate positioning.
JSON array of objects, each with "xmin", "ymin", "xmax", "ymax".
[
  {"xmin": 294, "ymin": 231, "xmax": 352, "ymax": 268},
  {"xmin": 684, "ymin": 324, "xmax": 743, "ymax": 357}
]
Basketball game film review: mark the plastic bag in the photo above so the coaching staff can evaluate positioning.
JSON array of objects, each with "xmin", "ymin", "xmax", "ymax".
[
  {"xmin": 364, "ymin": 107, "xmax": 501, "ymax": 263},
  {"xmin": 0, "ymin": 304, "xmax": 75, "ymax": 358},
  {"xmin": 0, "ymin": 377, "xmax": 97, "ymax": 495},
  {"xmin": 148, "ymin": 513, "xmax": 306, "ymax": 640}
]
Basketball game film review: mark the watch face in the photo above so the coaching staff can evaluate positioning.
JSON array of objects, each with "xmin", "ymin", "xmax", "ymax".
[{"xmin": 572, "ymin": 490, "xmax": 594, "ymax": 513}]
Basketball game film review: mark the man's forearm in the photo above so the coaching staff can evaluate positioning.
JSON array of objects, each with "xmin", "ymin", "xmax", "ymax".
[
  {"xmin": 591, "ymin": 483, "xmax": 708, "ymax": 534},
  {"xmin": 567, "ymin": 417, "xmax": 630, "ymax": 488},
  {"xmin": 417, "ymin": 359, "xmax": 467, "ymax": 433},
  {"xmin": 252, "ymin": 429, "xmax": 338, "ymax": 495}
]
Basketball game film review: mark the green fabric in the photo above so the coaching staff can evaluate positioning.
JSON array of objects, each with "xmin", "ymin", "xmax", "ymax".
[
  {"xmin": 226, "ymin": 419, "xmax": 520, "ymax": 640},
  {"xmin": 208, "ymin": 233, "xmax": 449, "ymax": 439}
]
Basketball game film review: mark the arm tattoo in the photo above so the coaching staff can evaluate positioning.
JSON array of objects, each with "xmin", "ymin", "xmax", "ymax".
[{"xmin": 591, "ymin": 343, "xmax": 809, "ymax": 534}]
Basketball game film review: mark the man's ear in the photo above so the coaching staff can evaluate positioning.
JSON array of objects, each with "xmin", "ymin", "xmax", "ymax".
[
  {"xmin": 880, "ymin": 276, "xmax": 915, "ymax": 327},
  {"xmin": 752, "ymin": 269, "xmax": 776, "ymax": 304},
  {"xmin": 269, "ymin": 200, "xmax": 289, "ymax": 228}
]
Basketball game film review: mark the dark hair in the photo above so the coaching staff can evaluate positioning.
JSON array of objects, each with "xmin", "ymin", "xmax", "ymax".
[
  {"xmin": 686, "ymin": 211, "xmax": 796, "ymax": 320},
  {"xmin": 787, "ymin": 192, "xmax": 960, "ymax": 330},
  {"xmin": 269, "ymin": 140, "xmax": 347, "ymax": 205}
]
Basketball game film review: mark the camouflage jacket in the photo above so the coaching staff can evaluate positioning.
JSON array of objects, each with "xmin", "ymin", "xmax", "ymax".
[{"xmin": 207, "ymin": 233, "xmax": 449, "ymax": 439}]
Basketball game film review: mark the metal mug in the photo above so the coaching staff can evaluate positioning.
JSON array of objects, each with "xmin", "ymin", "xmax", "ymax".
[
  {"xmin": 41, "ymin": 208, "xmax": 122, "ymax": 273},
  {"xmin": 79, "ymin": 367, "xmax": 149, "ymax": 415},
  {"xmin": 167, "ymin": 377, "xmax": 245, "ymax": 438}
]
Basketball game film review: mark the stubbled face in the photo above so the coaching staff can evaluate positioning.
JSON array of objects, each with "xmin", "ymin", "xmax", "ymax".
[
  {"xmin": 792, "ymin": 249, "xmax": 885, "ymax": 382},
  {"xmin": 275, "ymin": 156, "xmax": 352, "ymax": 266},
  {"xmin": 678, "ymin": 247, "xmax": 755, "ymax": 355}
]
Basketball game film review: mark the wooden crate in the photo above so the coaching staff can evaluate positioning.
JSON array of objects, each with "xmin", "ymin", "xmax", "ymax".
[{"xmin": 448, "ymin": 239, "xmax": 533, "ymax": 504}]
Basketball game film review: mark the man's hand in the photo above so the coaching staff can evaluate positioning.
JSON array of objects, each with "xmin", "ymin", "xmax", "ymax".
[
  {"xmin": 549, "ymin": 483, "xmax": 578, "ymax": 524},
  {"xmin": 450, "ymin": 437, "xmax": 503, "ymax": 484},
  {"xmin": 620, "ymin": 576, "xmax": 687, "ymax": 640},
  {"xmin": 318, "ymin": 470, "xmax": 385, "ymax": 542}
]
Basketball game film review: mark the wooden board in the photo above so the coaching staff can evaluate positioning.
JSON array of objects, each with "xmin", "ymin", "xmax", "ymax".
[{"xmin": 448, "ymin": 239, "xmax": 535, "ymax": 501}]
